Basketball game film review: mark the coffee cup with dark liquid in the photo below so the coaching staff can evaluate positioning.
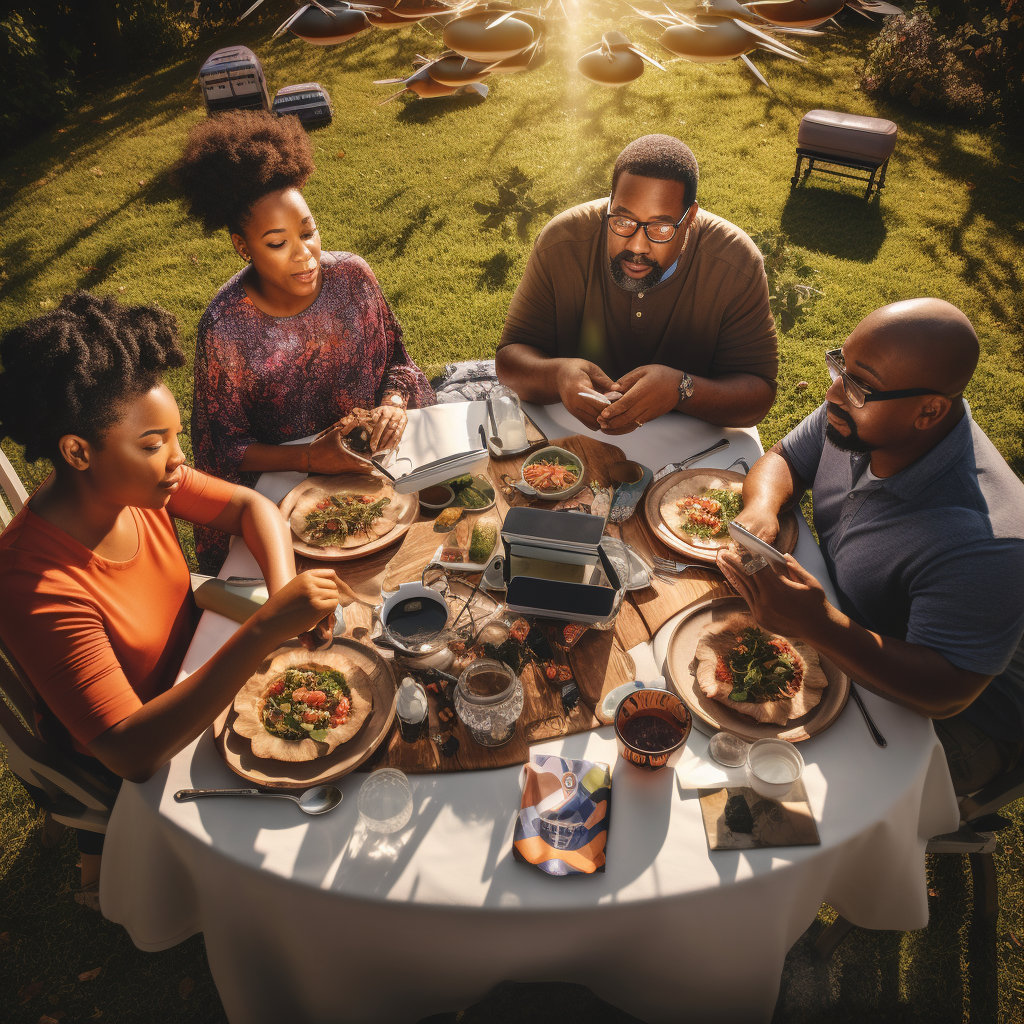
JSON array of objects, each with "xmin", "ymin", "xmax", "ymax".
[{"xmin": 613, "ymin": 689, "xmax": 692, "ymax": 771}]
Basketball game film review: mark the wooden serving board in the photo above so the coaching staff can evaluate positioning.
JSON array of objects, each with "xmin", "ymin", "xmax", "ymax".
[
  {"xmin": 619, "ymin": 512, "xmax": 733, "ymax": 636},
  {"xmin": 361, "ymin": 626, "xmax": 636, "ymax": 773},
  {"xmin": 485, "ymin": 434, "xmax": 627, "ymax": 514},
  {"xmin": 213, "ymin": 639, "xmax": 398, "ymax": 788}
]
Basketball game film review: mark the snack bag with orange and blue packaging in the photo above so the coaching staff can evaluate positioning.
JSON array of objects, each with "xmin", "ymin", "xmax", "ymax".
[{"xmin": 512, "ymin": 754, "xmax": 611, "ymax": 875}]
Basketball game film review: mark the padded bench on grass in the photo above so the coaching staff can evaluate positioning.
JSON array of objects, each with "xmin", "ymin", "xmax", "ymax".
[{"xmin": 792, "ymin": 109, "xmax": 898, "ymax": 199}]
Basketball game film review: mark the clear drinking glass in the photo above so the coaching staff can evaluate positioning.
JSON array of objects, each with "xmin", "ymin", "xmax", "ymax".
[
  {"xmin": 490, "ymin": 385, "xmax": 529, "ymax": 452},
  {"xmin": 357, "ymin": 769, "xmax": 413, "ymax": 833}
]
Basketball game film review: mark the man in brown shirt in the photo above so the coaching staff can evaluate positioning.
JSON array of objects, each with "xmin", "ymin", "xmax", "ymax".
[{"xmin": 496, "ymin": 135, "xmax": 778, "ymax": 434}]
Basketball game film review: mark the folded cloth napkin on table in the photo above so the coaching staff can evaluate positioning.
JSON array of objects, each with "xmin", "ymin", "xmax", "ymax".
[{"xmin": 513, "ymin": 754, "xmax": 611, "ymax": 875}]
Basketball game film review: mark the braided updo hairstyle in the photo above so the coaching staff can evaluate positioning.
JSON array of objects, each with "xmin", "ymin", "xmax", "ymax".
[
  {"xmin": 170, "ymin": 110, "xmax": 315, "ymax": 235},
  {"xmin": 0, "ymin": 292, "xmax": 186, "ymax": 463}
]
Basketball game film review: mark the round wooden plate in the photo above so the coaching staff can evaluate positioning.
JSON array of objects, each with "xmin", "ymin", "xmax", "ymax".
[
  {"xmin": 279, "ymin": 472, "xmax": 418, "ymax": 562},
  {"xmin": 662, "ymin": 594, "xmax": 850, "ymax": 743},
  {"xmin": 643, "ymin": 468, "xmax": 799, "ymax": 565},
  {"xmin": 214, "ymin": 639, "xmax": 398, "ymax": 788}
]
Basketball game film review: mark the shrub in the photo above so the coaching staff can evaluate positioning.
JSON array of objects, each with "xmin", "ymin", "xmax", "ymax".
[
  {"xmin": 862, "ymin": 1, "xmax": 1023, "ymax": 125},
  {"xmin": 0, "ymin": 13, "xmax": 74, "ymax": 150},
  {"xmin": 862, "ymin": 8, "xmax": 991, "ymax": 118}
]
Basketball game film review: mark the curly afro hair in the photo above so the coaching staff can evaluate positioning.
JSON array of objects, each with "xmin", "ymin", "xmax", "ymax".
[
  {"xmin": 170, "ymin": 110, "xmax": 315, "ymax": 236},
  {"xmin": 611, "ymin": 135, "xmax": 699, "ymax": 210},
  {"xmin": 0, "ymin": 292, "xmax": 186, "ymax": 464}
]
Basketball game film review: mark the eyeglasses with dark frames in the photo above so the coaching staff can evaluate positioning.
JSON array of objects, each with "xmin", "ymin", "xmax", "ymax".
[
  {"xmin": 825, "ymin": 349, "xmax": 953, "ymax": 409},
  {"xmin": 605, "ymin": 200, "xmax": 692, "ymax": 244}
]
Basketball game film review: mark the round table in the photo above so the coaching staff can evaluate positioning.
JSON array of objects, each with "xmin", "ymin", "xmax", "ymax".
[{"xmin": 99, "ymin": 403, "xmax": 959, "ymax": 1024}]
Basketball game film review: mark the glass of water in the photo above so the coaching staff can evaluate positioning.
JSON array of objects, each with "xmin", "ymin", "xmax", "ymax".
[{"xmin": 357, "ymin": 769, "xmax": 413, "ymax": 834}]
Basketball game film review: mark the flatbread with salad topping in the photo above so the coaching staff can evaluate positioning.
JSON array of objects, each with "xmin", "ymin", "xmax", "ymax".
[
  {"xmin": 233, "ymin": 649, "xmax": 374, "ymax": 762},
  {"xmin": 693, "ymin": 614, "xmax": 827, "ymax": 726},
  {"xmin": 659, "ymin": 473, "xmax": 743, "ymax": 551},
  {"xmin": 289, "ymin": 481, "xmax": 399, "ymax": 550}
]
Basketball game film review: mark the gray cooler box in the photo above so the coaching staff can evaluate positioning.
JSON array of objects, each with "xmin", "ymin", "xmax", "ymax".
[
  {"xmin": 199, "ymin": 46, "xmax": 270, "ymax": 115},
  {"xmin": 272, "ymin": 83, "xmax": 333, "ymax": 127},
  {"xmin": 793, "ymin": 109, "xmax": 898, "ymax": 198}
]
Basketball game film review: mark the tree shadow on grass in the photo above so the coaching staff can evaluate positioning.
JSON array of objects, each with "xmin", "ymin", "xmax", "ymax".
[
  {"xmin": 75, "ymin": 244, "xmax": 127, "ymax": 291},
  {"xmin": 780, "ymin": 184, "xmax": 888, "ymax": 262},
  {"xmin": 394, "ymin": 92, "xmax": 489, "ymax": 123},
  {"xmin": 476, "ymin": 249, "xmax": 515, "ymax": 291},
  {"xmin": 891, "ymin": 118, "xmax": 1024, "ymax": 329},
  {"xmin": 0, "ymin": 782, "xmax": 223, "ymax": 1023}
]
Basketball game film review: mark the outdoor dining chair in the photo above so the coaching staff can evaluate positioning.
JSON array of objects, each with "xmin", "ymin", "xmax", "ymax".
[
  {"xmin": 0, "ymin": 446, "xmax": 29, "ymax": 527},
  {"xmin": 0, "ymin": 637, "xmax": 119, "ymax": 841},
  {"xmin": 0, "ymin": 454, "xmax": 118, "ymax": 842},
  {"xmin": 816, "ymin": 758, "xmax": 1024, "ymax": 1010}
]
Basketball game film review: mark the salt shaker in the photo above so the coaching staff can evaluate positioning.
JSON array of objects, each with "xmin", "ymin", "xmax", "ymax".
[{"xmin": 397, "ymin": 676, "xmax": 429, "ymax": 743}]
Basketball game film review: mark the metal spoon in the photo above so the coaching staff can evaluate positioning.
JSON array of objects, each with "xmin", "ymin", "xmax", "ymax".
[{"xmin": 174, "ymin": 785, "xmax": 343, "ymax": 815}]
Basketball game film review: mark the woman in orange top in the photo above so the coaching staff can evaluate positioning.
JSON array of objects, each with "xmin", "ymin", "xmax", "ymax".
[{"xmin": 0, "ymin": 292, "xmax": 353, "ymax": 891}]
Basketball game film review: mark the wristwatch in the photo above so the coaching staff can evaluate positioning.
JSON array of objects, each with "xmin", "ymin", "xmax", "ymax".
[{"xmin": 678, "ymin": 372, "xmax": 694, "ymax": 404}]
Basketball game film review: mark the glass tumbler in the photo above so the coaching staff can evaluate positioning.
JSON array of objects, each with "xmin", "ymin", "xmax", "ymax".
[
  {"xmin": 490, "ymin": 385, "xmax": 529, "ymax": 453},
  {"xmin": 357, "ymin": 769, "xmax": 413, "ymax": 833}
]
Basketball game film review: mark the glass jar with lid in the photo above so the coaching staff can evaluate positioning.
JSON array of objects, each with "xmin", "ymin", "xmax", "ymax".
[{"xmin": 454, "ymin": 659, "xmax": 524, "ymax": 747}]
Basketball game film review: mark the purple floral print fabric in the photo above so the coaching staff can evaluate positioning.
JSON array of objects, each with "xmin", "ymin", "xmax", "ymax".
[{"xmin": 191, "ymin": 251, "xmax": 434, "ymax": 572}]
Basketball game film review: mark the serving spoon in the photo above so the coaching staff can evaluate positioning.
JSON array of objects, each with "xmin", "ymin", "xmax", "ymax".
[{"xmin": 174, "ymin": 784, "xmax": 343, "ymax": 815}]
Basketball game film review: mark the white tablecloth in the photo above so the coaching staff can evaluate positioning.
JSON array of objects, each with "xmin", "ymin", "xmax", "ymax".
[{"xmin": 99, "ymin": 403, "xmax": 959, "ymax": 1024}]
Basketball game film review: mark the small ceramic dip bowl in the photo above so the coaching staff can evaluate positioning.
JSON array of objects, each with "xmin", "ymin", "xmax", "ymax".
[
  {"xmin": 744, "ymin": 738, "xmax": 804, "ymax": 799},
  {"xmin": 614, "ymin": 689, "xmax": 691, "ymax": 771},
  {"xmin": 418, "ymin": 483, "xmax": 455, "ymax": 515}
]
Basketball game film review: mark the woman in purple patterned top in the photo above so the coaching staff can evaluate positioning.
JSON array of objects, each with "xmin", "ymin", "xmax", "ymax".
[{"xmin": 173, "ymin": 112, "xmax": 434, "ymax": 572}]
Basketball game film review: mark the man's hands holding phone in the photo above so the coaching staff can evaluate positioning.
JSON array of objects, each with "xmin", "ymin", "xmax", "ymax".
[{"xmin": 555, "ymin": 359, "xmax": 621, "ymax": 430}]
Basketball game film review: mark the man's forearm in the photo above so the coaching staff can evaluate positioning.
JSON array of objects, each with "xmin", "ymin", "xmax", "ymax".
[
  {"xmin": 495, "ymin": 344, "xmax": 567, "ymax": 404},
  {"xmin": 740, "ymin": 447, "xmax": 799, "ymax": 516},
  {"xmin": 674, "ymin": 373, "xmax": 775, "ymax": 428},
  {"xmin": 802, "ymin": 604, "xmax": 991, "ymax": 719}
]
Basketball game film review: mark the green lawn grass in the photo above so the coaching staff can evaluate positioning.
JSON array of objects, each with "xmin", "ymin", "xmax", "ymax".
[{"xmin": 1, "ymin": 8, "xmax": 1023, "ymax": 1023}]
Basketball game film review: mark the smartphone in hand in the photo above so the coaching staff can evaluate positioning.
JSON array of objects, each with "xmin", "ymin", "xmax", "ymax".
[{"xmin": 727, "ymin": 520, "xmax": 789, "ymax": 572}]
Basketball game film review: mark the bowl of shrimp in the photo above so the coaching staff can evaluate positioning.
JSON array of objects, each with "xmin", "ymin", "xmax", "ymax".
[{"xmin": 518, "ymin": 446, "xmax": 587, "ymax": 500}]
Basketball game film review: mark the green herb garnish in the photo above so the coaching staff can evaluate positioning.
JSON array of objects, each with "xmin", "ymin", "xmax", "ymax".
[
  {"xmin": 303, "ymin": 493, "xmax": 391, "ymax": 547},
  {"xmin": 724, "ymin": 627, "xmax": 798, "ymax": 704}
]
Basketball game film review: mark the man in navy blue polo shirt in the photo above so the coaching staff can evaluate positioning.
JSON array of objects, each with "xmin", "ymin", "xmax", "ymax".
[{"xmin": 718, "ymin": 298, "xmax": 1024, "ymax": 794}]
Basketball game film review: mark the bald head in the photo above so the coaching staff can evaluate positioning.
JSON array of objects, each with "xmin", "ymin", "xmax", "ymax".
[{"xmin": 850, "ymin": 298, "xmax": 979, "ymax": 396}]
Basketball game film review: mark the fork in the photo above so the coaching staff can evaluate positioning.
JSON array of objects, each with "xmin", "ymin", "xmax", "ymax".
[
  {"xmin": 652, "ymin": 556, "xmax": 707, "ymax": 575},
  {"xmin": 725, "ymin": 457, "xmax": 750, "ymax": 474}
]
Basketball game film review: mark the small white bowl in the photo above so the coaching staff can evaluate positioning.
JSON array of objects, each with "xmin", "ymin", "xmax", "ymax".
[{"xmin": 744, "ymin": 738, "xmax": 804, "ymax": 800}]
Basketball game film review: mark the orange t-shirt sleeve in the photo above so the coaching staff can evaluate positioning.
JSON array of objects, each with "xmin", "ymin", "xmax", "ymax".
[
  {"xmin": 4, "ymin": 573, "xmax": 143, "ymax": 747},
  {"xmin": 166, "ymin": 465, "xmax": 236, "ymax": 526}
]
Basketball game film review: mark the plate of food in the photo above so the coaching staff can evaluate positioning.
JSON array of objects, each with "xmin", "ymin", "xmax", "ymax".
[
  {"xmin": 643, "ymin": 468, "xmax": 798, "ymax": 565},
  {"xmin": 662, "ymin": 595, "xmax": 849, "ymax": 742},
  {"xmin": 444, "ymin": 473, "xmax": 496, "ymax": 512},
  {"xmin": 518, "ymin": 446, "xmax": 586, "ymax": 500},
  {"xmin": 214, "ymin": 640, "xmax": 398, "ymax": 787},
  {"xmin": 279, "ymin": 472, "xmax": 418, "ymax": 561}
]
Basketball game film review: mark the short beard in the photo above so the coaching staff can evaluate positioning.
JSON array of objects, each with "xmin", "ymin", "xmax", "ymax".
[
  {"xmin": 825, "ymin": 402, "xmax": 878, "ymax": 454},
  {"xmin": 609, "ymin": 251, "xmax": 664, "ymax": 293}
]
